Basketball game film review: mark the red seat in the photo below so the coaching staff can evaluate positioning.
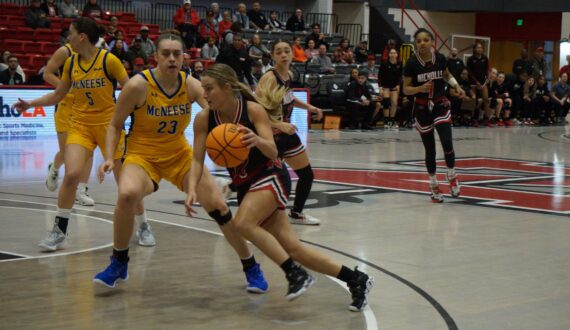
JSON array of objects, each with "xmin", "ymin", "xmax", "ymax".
[
  {"xmin": 5, "ymin": 15, "xmax": 26, "ymax": 27},
  {"xmin": 41, "ymin": 42, "xmax": 60, "ymax": 54},
  {"xmin": 23, "ymin": 41, "xmax": 43, "ymax": 54},
  {"xmin": 34, "ymin": 28, "xmax": 58, "ymax": 42},
  {"xmin": 147, "ymin": 24, "xmax": 160, "ymax": 34},
  {"xmin": 4, "ymin": 39, "xmax": 26, "ymax": 53},
  {"xmin": 0, "ymin": 27, "xmax": 12, "ymax": 40},
  {"xmin": 188, "ymin": 48, "xmax": 201, "ymax": 59},
  {"xmin": 16, "ymin": 27, "xmax": 35, "ymax": 41},
  {"xmin": 115, "ymin": 12, "xmax": 136, "ymax": 22}
]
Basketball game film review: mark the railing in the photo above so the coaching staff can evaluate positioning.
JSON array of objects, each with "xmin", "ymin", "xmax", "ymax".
[
  {"xmin": 154, "ymin": 2, "xmax": 178, "ymax": 31},
  {"xmin": 306, "ymin": 13, "xmax": 337, "ymax": 34},
  {"xmin": 336, "ymin": 24, "xmax": 362, "ymax": 47},
  {"xmin": 395, "ymin": 0, "xmax": 450, "ymax": 51}
]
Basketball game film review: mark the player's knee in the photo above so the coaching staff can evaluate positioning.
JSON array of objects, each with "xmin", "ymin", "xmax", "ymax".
[
  {"xmin": 117, "ymin": 188, "xmax": 140, "ymax": 205},
  {"xmin": 209, "ymin": 209, "xmax": 233, "ymax": 226},
  {"xmin": 497, "ymin": 98, "xmax": 504, "ymax": 106},
  {"xmin": 62, "ymin": 170, "xmax": 81, "ymax": 186}
]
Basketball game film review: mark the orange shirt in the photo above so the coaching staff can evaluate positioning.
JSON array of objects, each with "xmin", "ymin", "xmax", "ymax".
[{"xmin": 292, "ymin": 44, "xmax": 307, "ymax": 63}]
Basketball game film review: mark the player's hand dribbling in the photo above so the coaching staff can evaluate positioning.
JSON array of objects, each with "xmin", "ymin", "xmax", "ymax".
[
  {"xmin": 97, "ymin": 160, "xmax": 114, "ymax": 183},
  {"xmin": 184, "ymin": 191, "xmax": 198, "ymax": 216},
  {"xmin": 238, "ymin": 125, "xmax": 259, "ymax": 149},
  {"xmin": 13, "ymin": 98, "xmax": 31, "ymax": 114}
]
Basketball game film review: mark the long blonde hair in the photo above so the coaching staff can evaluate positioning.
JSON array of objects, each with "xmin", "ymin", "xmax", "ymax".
[
  {"xmin": 202, "ymin": 63, "xmax": 256, "ymax": 102},
  {"xmin": 255, "ymin": 77, "xmax": 288, "ymax": 121}
]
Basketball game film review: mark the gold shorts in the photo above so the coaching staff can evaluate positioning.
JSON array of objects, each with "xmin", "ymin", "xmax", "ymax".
[
  {"xmin": 66, "ymin": 120, "xmax": 126, "ymax": 160},
  {"xmin": 54, "ymin": 94, "xmax": 74, "ymax": 133}
]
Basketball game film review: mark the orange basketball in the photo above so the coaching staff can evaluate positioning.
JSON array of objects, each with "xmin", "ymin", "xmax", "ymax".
[{"xmin": 206, "ymin": 123, "xmax": 250, "ymax": 168}]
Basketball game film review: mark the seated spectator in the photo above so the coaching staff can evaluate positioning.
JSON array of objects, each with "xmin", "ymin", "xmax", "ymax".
[
  {"xmin": 251, "ymin": 59, "xmax": 263, "ymax": 80},
  {"xmin": 110, "ymin": 39, "xmax": 128, "ymax": 63},
  {"xmin": 217, "ymin": 33, "xmax": 255, "ymax": 87},
  {"xmin": 535, "ymin": 75, "xmax": 552, "ymax": 124},
  {"xmin": 105, "ymin": 16, "xmax": 128, "ymax": 45},
  {"xmin": 139, "ymin": 26, "xmax": 156, "ymax": 57},
  {"xmin": 60, "ymin": 0, "xmax": 78, "ymax": 18},
  {"xmin": 233, "ymin": 3, "xmax": 250, "ymax": 29},
  {"xmin": 0, "ymin": 51, "xmax": 26, "ymax": 81},
  {"xmin": 248, "ymin": 2, "xmax": 270, "ymax": 30},
  {"xmin": 486, "ymin": 68, "xmax": 503, "ymax": 126},
  {"xmin": 95, "ymin": 24, "xmax": 108, "ymax": 49},
  {"xmin": 201, "ymin": 37, "xmax": 219, "ymax": 60},
  {"xmin": 305, "ymin": 23, "xmax": 329, "ymax": 49},
  {"xmin": 382, "ymin": 39, "xmax": 397, "ymax": 61},
  {"xmin": 493, "ymin": 72, "xmax": 513, "ymax": 126},
  {"xmin": 311, "ymin": 44, "xmax": 335, "ymax": 74},
  {"xmin": 346, "ymin": 70, "xmax": 375, "ymax": 129},
  {"xmin": 210, "ymin": 2, "xmax": 222, "ymax": 23},
  {"xmin": 261, "ymin": 53, "xmax": 272, "ymax": 74},
  {"xmin": 559, "ymin": 54, "xmax": 570, "ymax": 76},
  {"xmin": 191, "ymin": 61, "xmax": 204, "ymax": 80},
  {"xmin": 0, "ymin": 56, "xmax": 25, "ymax": 85},
  {"xmin": 353, "ymin": 40, "xmax": 370, "ymax": 64},
  {"xmin": 349, "ymin": 67, "xmax": 358, "ymax": 82},
  {"xmin": 333, "ymin": 39, "xmax": 354, "ymax": 64},
  {"xmin": 60, "ymin": 27, "xmax": 70, "ymax": 46},
  {"xmin": 222, "ymin": 22, "xmax": 242, "ymax": 48},
  {"xmin": 199, "ymin": 12, "xmax": 219, "ymax": 47},
  {"xmin": 449, "ymin": 68, "xmax": 479, "ymax": 127},
  {"xmin": 512, "ymin": 49, "xmax": 533, "ymax": 76},
  {"xmin": 447, "ymin": 47, "xmax": 465, "ymax": 79},
  {"xmin": 268, "ymin": 11, "xmax": 286, "ymax": 31},
  {"xmin": 218, "ymin": 11, "xmax": 233, "ymax": 39},
  {"xmin": 291, "ymin": 36, "xmax": 307, "ymax": 63},
  {"xmin": 108, "ymin": 31, "xmax": 128, "ymax": 52},
  {"xmin": 304, "ymin": 39, "xmax": 318, "ymax": 61},
  {"xmin": 521, "ymin": 76, "xmax": 537, "ymax": 124},
  {"xmin": 130, "ymin": 57, "xmax": 145, "ymax": 77},
  {"xmin": 82, "ymin": 0, "xmax": 107, "ymax": 21},
  {"xmin": 26, "ymin": 0, "xmax": 51, "ymax": 29},
  {"xmin": 550, "ymin": 72, "xmax": 570, "ymax": 124},
  {"xmin": 361, "ymin": 54, "xmax": 378, "ymax": 81},
  {"xmin": 248, "ymin": 34, "xmax": 269, "ymax": 61},
  {"xmin": 174, "ymin": 0, "xmax": 200, "ymax": 48},
  {"xmin": 126, "ymin": 36, "xmax": 148, "ymax": 68},
  {"xmin": 181, "ymin": 53, "xmax": 192, "ymax": 74},
  {"xmin": 286, "ymin": 9, "xmax": 305, "ymax": 32},
  {"xmin": 41, "ymin": 0, "xmax": 59, "ymax": 17}
]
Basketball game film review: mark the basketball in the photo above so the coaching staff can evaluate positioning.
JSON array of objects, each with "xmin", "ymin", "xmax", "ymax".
[{"xmin": 206, "ymin": 123, "xmax": 250, "ymax": 168}]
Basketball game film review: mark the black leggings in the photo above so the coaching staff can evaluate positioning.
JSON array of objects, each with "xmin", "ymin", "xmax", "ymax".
[{"xmin": 419, "ymin": 122, "xmax": 455, "ymax": 174}]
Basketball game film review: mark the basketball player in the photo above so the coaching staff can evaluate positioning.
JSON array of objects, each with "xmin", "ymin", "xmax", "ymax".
[
  {"xmin": 256, "ymin": 40, "xmax": 323, "ymax": 225},
  {"xmin": 93, "ymin": 34, "xmax": 268, "ymax": 293},
  {"xmin": 403, "ymin": 28, "xmax": 464, "ymax": 202},
  {"xmin": 379, "ymin": 48, "xmax": 403, "ymax": 128},
  {"xmin": 13, "ymin": 18, "xmax": 154, "ymax": 250},
  {"xmin": 187, "ymin": 63, "xmax": 374, "ymax": 311},
  {"xmin": 43, "ymin": 42, "xmax": 95, "ymax": 206}
]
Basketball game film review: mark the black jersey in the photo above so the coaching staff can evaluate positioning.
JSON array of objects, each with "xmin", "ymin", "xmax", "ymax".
[
  {"xmin": 207, "ymin": 97, "xmax": 276, "ymax": 187},
  {"xmin": 446, "ymin": 57, "xmax": 465, "ymax": 79},
  {"xmin": 379, "ymin": 60, "xmax": 403, "ymax": 88},
  {"xmin": 403, "ymin": 52, "xmax": 448, "ymax": 100},
  {"xmin": 494, "ymin": 82, "xmax": 510, "ymax": 98},
  {"xmin": 466, "ymin": 54, "xmax": 489, "ymax": 84},
  {"xmin": 269, "ymin": 69, "xmax": 295, "ymax": 123},
  {"xmin": 536, "ymin": 84, "xmax": 549, "ymax": 98}
]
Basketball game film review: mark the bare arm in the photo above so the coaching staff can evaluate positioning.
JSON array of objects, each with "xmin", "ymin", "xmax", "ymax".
[
  {"xmin": 43, "ymin": 46, "xmax": 70, "ymax": 87},
  {"xmin": 243, "ymin": 102, "xmax": 278, "ymax": 160},
  {"xmin": 13, "ymin": 79, "xmax": 71, "ymax": 113},
  {"xmin": 186, "ymin": 110, "xmax": 209, "ymax": 216},
  {"xmin": 403, "ymin": 76, "xmax": 431, "ymax": 96},
  {"xmin": 186, "ymin": 74, "xmax": 208, "ymax": 110}
]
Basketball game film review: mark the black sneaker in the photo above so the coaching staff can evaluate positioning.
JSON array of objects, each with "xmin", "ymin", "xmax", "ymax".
[
  {"xmin": 285, "ymin": 265, "xmax": 315, "ymax": 300},
  {"xmin": 347, "ymin": 267, "xmax": 374, "ymax": 312}
]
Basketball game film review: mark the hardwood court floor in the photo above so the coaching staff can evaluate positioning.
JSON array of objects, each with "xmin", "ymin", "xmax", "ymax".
[{"xmin": 1, "ymin": 124, "xmax": 569, "ymax": 329}]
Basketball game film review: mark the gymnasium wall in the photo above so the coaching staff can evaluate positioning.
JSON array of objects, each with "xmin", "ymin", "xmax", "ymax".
[
  {"xmin": 562, "ymin": 13, "xmax": 570, "ymax": 39},
  {"xmin": 475, "ymin": 12, "xmax": 562, "ymax": 41}
]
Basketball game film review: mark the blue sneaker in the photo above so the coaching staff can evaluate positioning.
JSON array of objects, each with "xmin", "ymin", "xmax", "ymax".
[
  {"xmin": 245, "ymin": 263, "xmax": 269, "ymax": 293},
  {"xmin": 93, "ymin": 256, "xmax": 129, "ymax": 288}
]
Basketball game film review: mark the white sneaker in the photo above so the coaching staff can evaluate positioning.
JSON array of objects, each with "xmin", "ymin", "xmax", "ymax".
[
  {"xmin": 215, "ymin": 177, "xmax": 233, "ymax": 201},
  {"xmin": 137, "ymin": 222, "xmax": 156, "ymax": 246},
  {"xmin": 288, "ymin": 211, "xmax": 321, "ymax": 225},
  {"xmin": 447, "ymin": 173, "xmax": 461, "ymax": 197},
  {"xmin": 45, "ymin": 162, "xmax": 59, "ymax": 192},
  {"xmin": 429, "ymin": 183, "xmax": 444, "ymax": 203},
  {"xmin": 75, "ymin": 187, "xmax": 95, "ymax": 206},
  {"xmin": 39, "ymin": 224, "xmax": 67, "ymax": 252}
]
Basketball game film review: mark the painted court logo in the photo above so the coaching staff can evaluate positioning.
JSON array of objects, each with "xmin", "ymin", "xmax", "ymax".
[{"xmin": 313, "ymin": 157, "xmax": 570, "ymax": 216}]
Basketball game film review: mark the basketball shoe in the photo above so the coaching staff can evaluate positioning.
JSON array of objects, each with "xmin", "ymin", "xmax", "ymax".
[
  {"xmin": 38, "ymin": 223, "xmax": 67, "ymax": 251},
  {"xmin": 429, "ymin": 183, "xmax": 444, "ymax": 203},
  {"xmin": 245, "ymin": 263, "xmax": 269, "ymax": 293},
  {"xmin": 215, "ymin": 177, "xmax": 233, "ymax": 201},
  {"xmin": 288, "ymin": 211, "xmax": 321, "ymax": 225},
  {"xmin": 136, "ymin": 222, "xmax": 156, "ymax": 247},
  {"xmin": 45, "ymin": 162, "xmax": 59, "ymax": 192},
  {"xmin": 447, "ymin": 173, "xmax": 461, "ymax": 197},
  {"xmin": 286, "ymin": 265, "xmax": 315, "ymax": 300},
  {"xmin": 347, "ymin": 267, "xmax": 375, "ymax": 312},
  {"xmin": 75, "ymin": 186, "xmax": 95, "ymax": 206},
  {"xmin": 93, "ymin": 256, "xmax": 129, "ymax": 288}
]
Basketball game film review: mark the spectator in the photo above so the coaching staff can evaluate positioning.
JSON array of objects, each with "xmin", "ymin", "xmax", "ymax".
[
  {"xmin": 559, "ymin": 54, "xmax": 570, "ymax": 76},
  {"xmin": 59, "ymin": 27, "xmax": 70, "ymax": 46},
  {"xmin": 382, "ymin": 39, "xmax": 396, "ymax": 61},
  {"xmin": 0, "ymin": 56, "xmax": 25, "ymax": 85},
  {"xmin": 210, "ymin": 2, "xmax": 222, "ymax": 23},
  {"xmin": 110, "ymin": 39, "xmax": 128, "ymax": 63},
  {"xmin": 139, "ymin": 26, "xmax": 156, "ymax": 57},
  {"xmin": 82, "ymin": 0, "xmax": 107, "ymax": 21},
  {"xmin": 521, "ymin": 76, "xmax": 537, "ymax": 124},
  {"xmin": 131, "ymin": 57, "xmax": 145, "ymax": 77},
  {"xmin": 447, "ymin": 47, "xmax": 465, "ymax": 79},
  {"xmin": 174, "ymin": 0, "xmax": 200, "ymax": 48},
  {"xmin": 60, "ymin": 0, "xmax": 78, "ymax": 18},
  {"xmin": 268, "ymin": 11, "xmax": 286, "ymax": 31},
  {"xmin": 191, "ymin": 61, "xmax": 204, "ymax": 80},
  {"xmin": 41, "ymin": 0, "xmax": 59, "ymax": 17},
  {"xmin": 487, "ymin": 68, "xmax": 503, "ymax": 126},
  {"xmin": 451, "ymin": 68, "xmax": 479, "ymax": 126},
  {"xmin": 248, "ymin": 34, "xmax": 269, "ymax": 61},
  {"xmin": 361, "ymin": 54, "xmax": 378, "ymax": 81},
  {"xmin": 550, "ymin": 72, "xmax": 570, "ymax": 124},
  {"xmin": 248, "ymin": 2, "xmax": 269, "ymax": 30},
  {"xmin": 346, "ymin": 70, "xmax": 374, "ymax": 129},
  {"xmin": 218, "ymin": 11, "xmax": 233, "ymax": 39},
  {"xmin": 95, "ymin": 24, "xmax": 108, "ymax": 49},
  {"xmin": 216, "ymin": 33, "xmax": 255, "ymax": 87},
  {"xmin": 26, "ymin": 0, "xmax": 51, "ymax": 29},
  {"xmin": 354, "ymin": 41, "xmax": 370, "ymax": 64},
  {"xmin": 512, "ymin": 48, "xmax": 533, "ymax": 76},
  {"xmin": 535, "ymin": 75, "xmax": 552, "ymax": 124},
  {"xmin": 530, "ymin": 47, "xmax": 548, "ymax": 79},
  {"xmin": 304, "ymin": 39, "xmax": 318, "ymax": 61},
  {"xmin": 291, "ymin": 36, "xmax": 307, "ymax": 63},
  {"xmin": 349, "ymin": 67, "xmax": 358, "ymax": 82},
  {"xmin": 311, "ymin": 44, "xmax": 334, "ymax": 74},
  {"xmin": 379, "ymin": 48, "xmax": 403, "ymax": 128},
  {"xmin": 107, "ymin": 31, "xmax": 128, "ymax": 52},
  {"xmin": 305, "ymin": 23, "xmax": 329, "ymax": 49},
  {"xmin": 286, "ymin": 9, "xmax": 305, "ymax": 32},
  {"xmin": 493, "ymin": 72, "xmax": 513, "ymax": 126},
  {"xmin": 260, "ymin": 53, "xmax": 272, "ymax": 74},
  {"xmin": 201, "ymin": 36, "xmax": 219, "ymax": 60},
  {"xmin": 222, "ymin": 22, "xmax": 242, "ymax": 48},
  {"xmin": 105, "ymin": 16, "xmax": 128, "ymax": 44},
  {"xmin": 0, "ymin": 51, "xmax": 26, "ymax": 81},
  {"xmin": 333, "ymin": 38, "xmax": 354, "ymax": 64},
  {"xmin": 181, "ymin": 53, "xmax": 192, "ymax": 74},
  {"xmin": 199, "ymin": 12, "xmax": 219, "ymax": 47},
  {"xmin": 126, "ymin": 36, "xmax": 148, "ymax": 68},
  {"xmin": 233, "ymin": 3, "xmax": 250, "ymax": 29},
  {"xmin": 467, "ymin": 42, "xmax": 491, "ymax": 124}
]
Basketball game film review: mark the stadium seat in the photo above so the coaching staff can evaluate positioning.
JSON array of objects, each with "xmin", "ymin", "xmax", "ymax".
[
  {"xmin": 115, "ymin": 12, "xmax": 136, "ymax": 22},
  {"xmin": 16, "ymin": 27, "xmax": 35, "ymax": 41},
  {"xmin": 35, "ymin": 28, "xmax": 58, "ymax": 42},
  {"xmin": 41, "ymin": 42, "xmax": 60, "ymax": 54},
  {"xmin": 4, "ymin": 39, "xmax": 26, "ymax": 53},
  {"xmin": 0, "ymin": 27, "xmax": 11, "ymax": 40},
  {"xmin": 189, "ymin": 48, "xmax": 201, "ymax": 59},
  {"xmin": 5, "ymin": 15, "xmax": 26, "ymax": 27},
  {"xmin": 23, "ymin": 41, "xmax": 43, "ymax": 54}
]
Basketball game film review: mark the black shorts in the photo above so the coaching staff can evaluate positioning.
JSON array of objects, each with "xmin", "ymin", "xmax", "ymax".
[
  {"xmin": 490, "ymin": 98, "xmax": 498, "ymax": 108},
  {"xmin": 413, "ymin": 99, "xmax": 451, "ymax": 134},
  {"xmin": 275, "ymin": 132, "xmax": 306, "ymax": 159},
  {"xmin": 236, "ymin": 163, "xmax": 291, "ymax": 210}
]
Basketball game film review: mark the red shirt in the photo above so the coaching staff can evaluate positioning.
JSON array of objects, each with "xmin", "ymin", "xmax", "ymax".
[
  {"xmin": 218, "ymin": 20, "xmax": 232, "ymax": 39},
  {"xmin": 173, "ymin": 7, "xmax": 199, "ymax": 26}
]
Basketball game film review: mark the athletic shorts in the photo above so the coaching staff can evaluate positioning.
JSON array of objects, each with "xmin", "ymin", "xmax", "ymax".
[
  {"xmin": 66, "ymin": 120, "xmax": 126, "ymax": 160},
  {"xmin": 413, "ymin": 98, "xmax": 451, "ymax": 134},
  {"xmin": 236, "ymin": 164, "xmax": 291, "ymax": 210},
  {"xmin": 274, "ymin": 132, "xmax": 305, "ymax": 159},
  {"xmin": 54, "ymin": 94, "xmax": 74, "ymax": 133},
  {"xmin": 122, "ymin": 144, "xmax": 192, "ymax": 192},
  {"xmin": 490, "ymin": 98, "xmax": 498, "ymax": 108}
]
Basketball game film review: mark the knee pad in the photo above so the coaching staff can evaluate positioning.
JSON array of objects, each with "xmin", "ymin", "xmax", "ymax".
[
  {"xmin": 208, "ymin": 209, "xmax": 233, "ymax": 226},
  {"xmin": 294, "ymin": 165, "xmax": 314, "ymax": 182}
]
